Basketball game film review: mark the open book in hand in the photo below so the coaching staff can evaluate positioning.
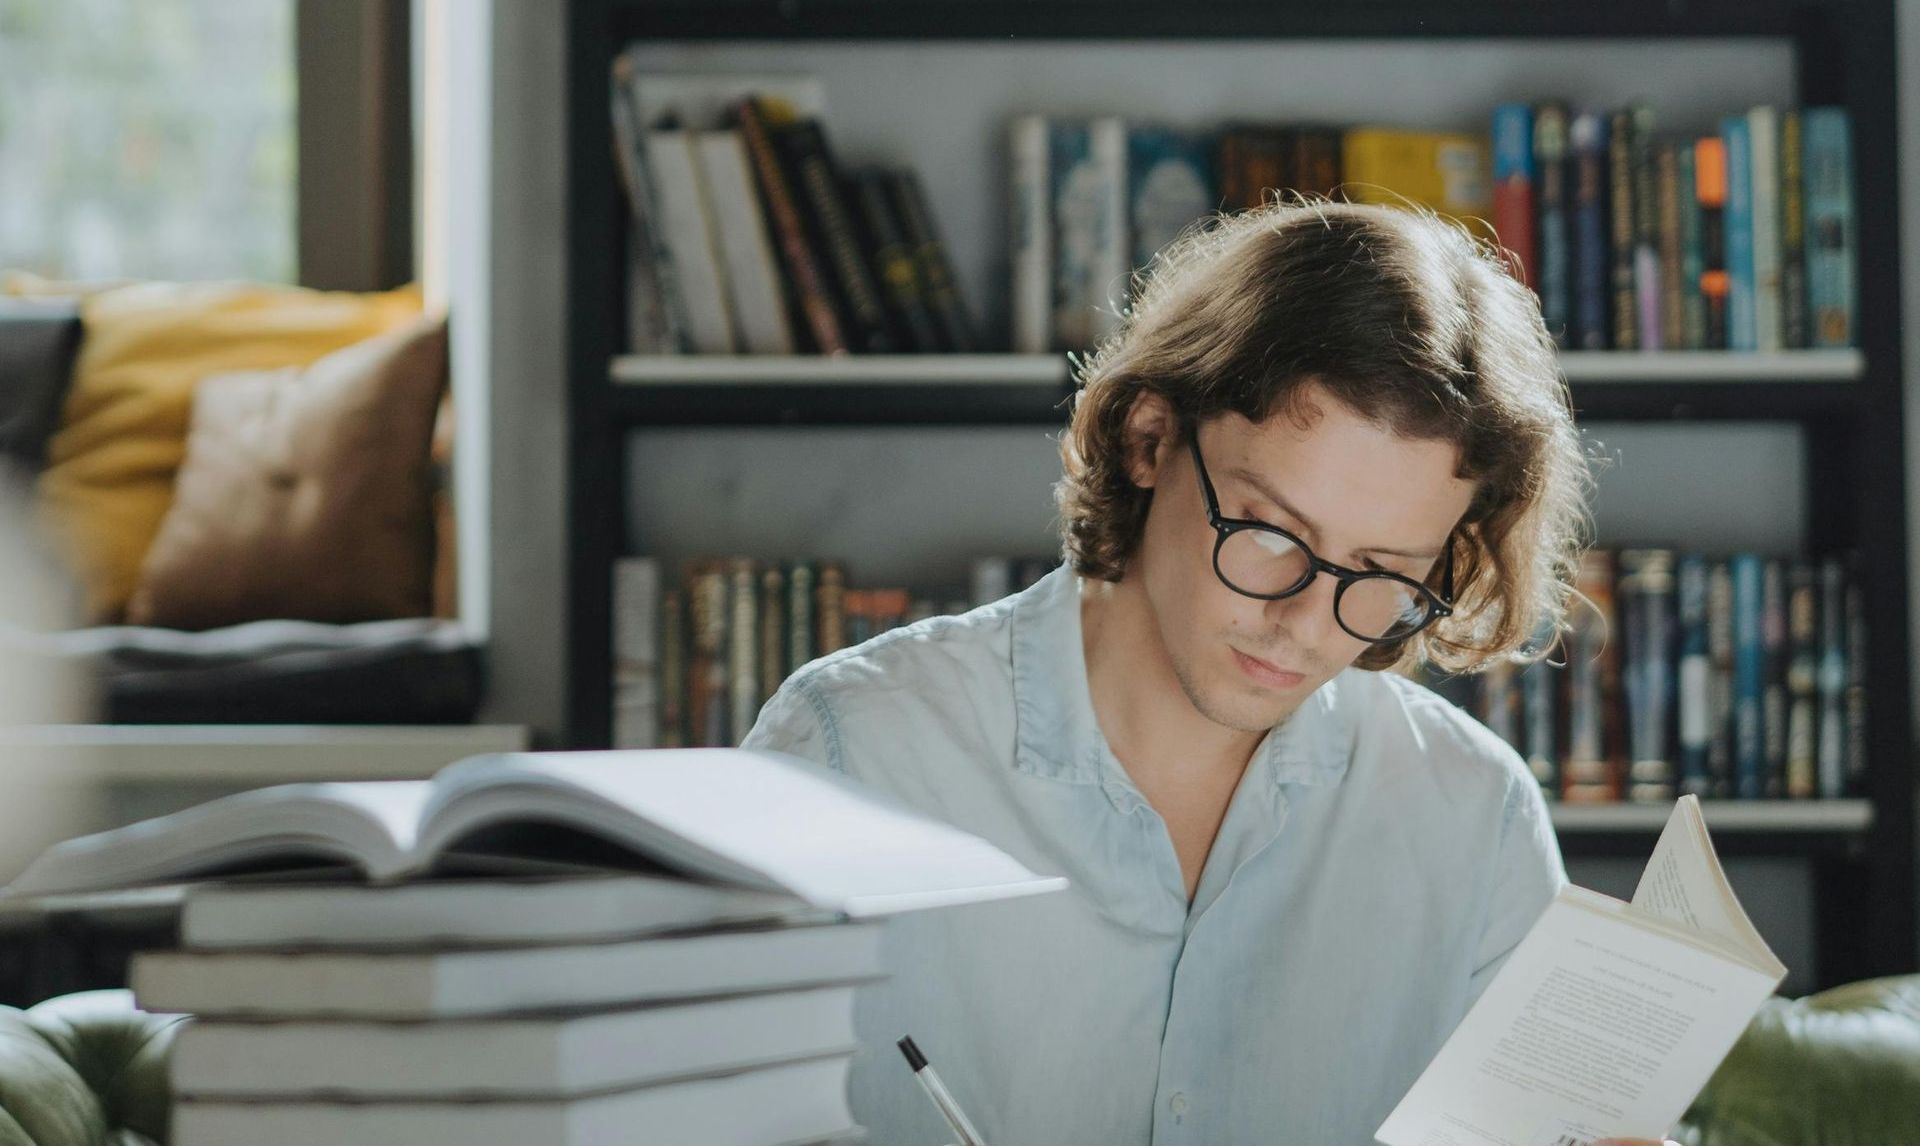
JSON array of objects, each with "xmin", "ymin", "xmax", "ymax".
[
  {"xmin": 1376, "ymin": 794, "xmax": 1787, "ymax": 1146},
  {"xmin": 1, "ymin": 748, "xmax": 1068, "ymax": 918}
]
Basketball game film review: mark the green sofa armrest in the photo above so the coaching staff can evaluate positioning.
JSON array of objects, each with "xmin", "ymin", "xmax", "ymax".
[
  {"xmin": 1679, "ymin": 974, "xmax": 1920, "ymax": 1146},
  {"xmin": 0, "ymin": 990, "xmax": 186, "ymax": 1146}
]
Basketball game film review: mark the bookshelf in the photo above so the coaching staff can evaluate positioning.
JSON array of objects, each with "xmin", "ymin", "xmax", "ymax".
[{"xmin": 563, "ymin": 1, "xmax": 1911, "ymax": 987}]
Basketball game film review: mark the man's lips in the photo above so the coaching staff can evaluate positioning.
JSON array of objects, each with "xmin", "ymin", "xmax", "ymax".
[{"xmin": 1233, "ymin": 648, "xmax": 1306, "ymax": 689}]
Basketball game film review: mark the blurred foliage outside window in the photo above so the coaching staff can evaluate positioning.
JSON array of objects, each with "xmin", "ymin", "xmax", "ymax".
[{"xmin": 0, "ymin": 0, "xmax": 295, "ymax": 283}]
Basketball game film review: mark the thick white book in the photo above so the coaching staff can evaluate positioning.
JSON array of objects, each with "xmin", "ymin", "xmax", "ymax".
[
  {"xmin": 4, "ymin": 748, "xmax": 1068, "ymax": 916},
  {"xmin": 1376, "ymin": 795, "xmax": 1786, "ymax": 1146},
  {"xmin": 646, "ymin": 126, "xmax": 740, "ymax": 353},
  {"xmin": 177, "ymin": 870, "xmax": 816, "ymax": 950},
  {"xmin": 170, "ymin": 983, "xmax": 859, "ymax": 1099},
  {"xmin": 696, "ymin": 129, "xmax": 796, "ymax": 354},
  {"xmin": 170, "ymin": 1052, "xmax": 854, "ymax": 1146},
  {"xmin": 133, "ymin": 918, "xmax": 879, "ymax": 1019}
]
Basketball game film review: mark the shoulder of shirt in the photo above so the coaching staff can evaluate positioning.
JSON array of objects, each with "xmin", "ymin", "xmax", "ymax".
[
  {"xmin": 1356, "ymin": 667, "xmax": 1536, "ymax": 793},
  {"xmin": 779, "ymin": 593, "xmax": 1020, "ymax": 709}
]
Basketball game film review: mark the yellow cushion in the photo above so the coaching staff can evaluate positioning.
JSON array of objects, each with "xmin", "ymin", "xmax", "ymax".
[{"xmin": 34, "ymin": 280, "xmax": 423, "ymax": 620}]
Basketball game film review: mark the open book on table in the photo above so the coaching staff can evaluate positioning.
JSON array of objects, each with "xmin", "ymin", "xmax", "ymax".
[
  {"xmin": 1, "ymin": 748, "xmax": 1068, "ymax": 921},
  {"xmin": 1376, "ymin": 794, "xmax": 1787, "ymax": 1146}
]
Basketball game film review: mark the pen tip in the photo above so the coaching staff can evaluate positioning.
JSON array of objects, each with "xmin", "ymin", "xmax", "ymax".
[{"xmin": 897, "ymin": 1035, "xmax": 928, "ymax": 1071}]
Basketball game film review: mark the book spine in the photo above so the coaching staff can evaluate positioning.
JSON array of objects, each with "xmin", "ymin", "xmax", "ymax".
[
  {"xmin": 1844, "ymin": 560, "xmax": 1867, "ymax": 795},
  {"xmin": 1491, "ymin": 103, "xmax": 1536, "ymax": 289},
  {"xmin": 1608, "ymin": 109, "xmax": 1638, "ymax": 350},
  {"xmin": 1676, "ymin": 143, "xmax": 1707, "ymax": 350},
  {"xmin": 1657, "ymin": 144, "xmax": 1686, "ymax": 350},
  {"xmin": 1571, "ymin": 112, "xmax": 1610, "ymax": 350},
  {"xmin": 816, "ymin": 561, "xmax": 847, "ymax": 655},
  {"xmin": 1088, "ymin": 117, "xmax": 1130, "ymax": 344},
  {"xmin": 891, "ymin": 168, "xmax": 978, "ymax": 353},
  {"xmin": 784, "ymin": 120, "xmax": 895, "ymax": 353},
  {"xmin": 1293, "ymin": 128, "xmax": 1342, "ymax": 198},
  {"xmin": 1010, "ymin": 115, "xmax": 1054, "ymax": 354},
  {"xmin": 1050, "ymin": 121, "xmax": 1096, "ymax": 350},
  {"xmin": 1723, "ymin": 115, "xmax": 1757, "ymax": 351},
  {"xmin": 1748, "ymin": 106, "xmax": 1783, "ymax": 353},
  {"xmin": 728, "ymin": 558, "xmax": 760, "ymax": 745},
  {"xmin": 1629, "ymin": 104, "xmax": 1663, "ymax": 349},
  {"xmin": 1128, "ymin": 127, "xmax": 1216, "ymax": 276},
  {"xmin": 1696, "ymin": 137, "xmax": 1730, "ymax": 350},
  {"xmin": 1779, "ymin": 110, "xmax": 1809, "ymax": 350},
  {"xmin": 608, "ymin": 55, "xmax": 687, "ymax": 354},
  {"xmin": 759, "ymin": 564, "xmax": 788, "ymax": 712},
  {"xmin": 1519, "ymin": 651, "xmax": 1559, "ymax": 799},
  {"xmin": 1817, "ymin": 556, "xmax": 1847, "ymax": 798},
  {"xmin": 786, "ymin": 561, "xmax": 817, "ymax": 675},
  {"xmin": 1784, "ymin": 560, "xmax": 1818, "ymax": 798},
  {"xmin": 658, "ymin": 585, "xmax": 686, "ymax": 748},
  {"xmin": 1533, "ymin": 102, "xmax": 1572, "ymax": 348},
  {"xmin": 1476, "ymin": 660, "xmax": 1521, "ymax": 752},
  {"xmin": 733, "ymin": 97, "xmax": 849, "ymax": 355},
  {"xmin": 851, "ymin": 168, "xmax": 942, "ymax": 353},
  {"xmin": 1563, "ymin": 550, "xmax": 1620, "ymax": 802},
  {"xmin": 1675, "ymin": 554, "xmax": 1712, "ymax": 797},
  {"xmin": 612, "ymin": 557, "xmax": 660, "ymax": 750},
  {"xmin": 697, "ymin": 131, "xmax": 798, "ymax": 355},
  {"xmin": 686, "ymin": 561, "xmax": 731, "ymax": 748},
  {"xmin": 645, "ymin": 126, "xmax": 740, "ymax": 354},
  {"xmin": 1620, "ymin": 550, "xmax": 1678, "ymax": 802},
  {"xmin": 1760, "ymin": 557, "xmax": 1788, "ymax": 798},
  {"xmin": 1706, "ymin": 559, "xmax": 1736, "ymax": 797},
  {"xmin": 844, "ymin": 590, "xmax": 872, "ymax": 648},
  {"xmin": 1240, "ymin": 127, "xmax": 1293, "ymax": 209},
  {"xmin": 1215, "ymin": 129, "xmax": 1246, "ymax": 213},
  {"xmin": 1730, "ymin": 554, "xmax": 1765, "ymax": 798},
  {"xmin": 1804, "ymin": 107, "xmax": 1856, "ymax": 348}
]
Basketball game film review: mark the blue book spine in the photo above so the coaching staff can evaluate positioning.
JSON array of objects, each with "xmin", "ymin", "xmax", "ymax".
[
  {"xmin": 1723, "ymin": 116, "xmax": 1757, "ymax": 351},
  {"xmin": 1803, "ymin": 107, "xmax": 1856, "ymax": 348},
  {"xmin": 1048, "ymin": 122, "xmax": 1094, "ymax": 351},
  {"xmin": 1730, "ymin": 554, "xmax": 1766, "ymax": 798},
  {"xmin": 1571, "ymin": 112, "xmax": 1610, "ymax": 350},
  {"xmin": 1676, "ymin": 555, "xmax": 1713, "ymax": 796},
  {"xmin": 1127, "ymin": 127, "xmax": 1216, "ymax": 275},
  {"xmin": 1533, "ymin": 103, "xmax": 1572, "ymax": 347}
]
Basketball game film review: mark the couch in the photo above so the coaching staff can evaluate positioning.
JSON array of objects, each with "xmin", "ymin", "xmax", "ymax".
[{"xmin": 0, "ymin": 977, "xmax": 1915, "ymax": 1146}]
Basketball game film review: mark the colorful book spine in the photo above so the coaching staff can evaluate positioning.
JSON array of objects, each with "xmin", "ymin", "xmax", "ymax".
[
  {"xmin": 1563, "ymin": 550, "xmax": 1621, "ymax": 802},
  {"xmin": 1722, "ymin": 115, "xmax": 1757, "ymax": 351},
  {"xmin": 1696, "ymin": 137, "xmax": 1730, "ymax": 350},
  {"xmin": 1844, "ymin": 561, "xmax": 1867, "ymax": 795},
  {"xmin": 1533, "ymin": 102, "xmax": 1572, "ymax": 348},
  {"xmin": 1803, "ymin": 107, "xmax": 1856, "ymax": 348},
  {"xmin": 1675, "ymin": 555, "xmax": 1713, "ymax": 797},
  {"xmin": 686, "ymin": 561, "xmax": 731, "ymax": 749},
  {"xmin": 786, "ymin": 561, "xmax": 817, "ymax": 676},
  {"xmin": 1676, "ymin": 143, "xmax": 1707, "ymax": 350},
  {"xmin": 1760, "ymin": 558, "xmax": 1788, "ymax": 798},
  {"xmin": 890, "ymin": 169, "xmax": 979, "ymax": 353},
  {"xmin": 1128, "ymin": 126, "xmax": 1216, "ymax": 277},
  {"xmin": 758, "ymin": 564, "xmax": 788, "ymax": 711},
  {"xmin": 1629, "ymin": 104, "xmax": 1663, "ymax": 350},
  {"xmin": 1049, "ymin": 121, "xmax": 1097, "ymax": 351},
  {"xmin": 1779, "ymin": 110, "xmax": 1809, "ymax": 350},
  {"xmin": 1656, "ymin": 144, "xmax": 1685, "ymax": 350},
  {"xmin": 1729, "ymin": 554, "xmax": 1765, "ymax": 798},
  {"xmin": 1784, "ymin": 561, "xmax": 1818, "ymax": 798},
  {"xmin": 779, "ymin": 119, "xmax": 897, "ymax": 353},
  {"xmin": 658, "ymin": 585, "xmax": 686, "ymax": 748},
  {"xmin": 1607, "ymin": 109, "xmax": 1638, "ymax": 350},
  {"xmin": 1571, "ymin": 112, "xmax": 1611, "ymax": 351},
  {"xmin": 1816, "ymin": 556, "xmax": 1848, "ymax": 797},
  {"xmin": 1491, "ymin": 103, "xmax": 1536, "ymax": 289},
  {"xmin": 1747, "ymin": 106, "xmax": 1783, "ymax": 352},
  {"xmin": 816, "ymin": 561, "xmax": 848, "ymax": 655},
  {"xmin": 1620, "ymin": 550, "xmax": 1677, "ymax": 801},
  {"xmin": 1706, "ymin": 559, "xmax": 1736, "ymax": 797},
  {"xmin": 727, "ymin": 558, "xmax": 761, "ymax": 746},
  {"xmin": 734, "ymin": 97, "xmax": 848, "ymax": 355},
  {"xmin": 1291, "ymin": 128, "xmax": 1343, "ymax": 198},
  {"xmin": 852, "ymin": 168, "xmax": 941, "ymax": 353}
]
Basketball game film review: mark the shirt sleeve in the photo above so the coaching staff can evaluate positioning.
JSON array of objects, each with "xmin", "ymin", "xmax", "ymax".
[
  {"xmin": 739, "ymin": 676, "xmax": 843, "ymax": 773},
  {"xmin": 1463, "ymin": 766, "xmax": 1568, "ymax": 1010}
]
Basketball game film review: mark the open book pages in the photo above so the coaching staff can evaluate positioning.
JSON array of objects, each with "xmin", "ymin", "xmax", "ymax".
[
  {"xmin": 3, "ymin": 749, "xmax": 1069, "ymax": 918},
  {"xmin": 1376, "ymin": 796, "xmax": 1786, "ymax": 1146}
]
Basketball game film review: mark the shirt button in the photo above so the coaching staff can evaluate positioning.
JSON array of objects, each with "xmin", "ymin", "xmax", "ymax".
[{"xmin": 1169, "ymin": 1092, "xmax": 1189, "ymax": 1115}]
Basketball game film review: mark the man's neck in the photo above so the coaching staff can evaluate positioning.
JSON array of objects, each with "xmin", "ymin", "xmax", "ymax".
[{"xmin": 1078, "ymin": 574, "xmax": 1265, "ymax": 785}]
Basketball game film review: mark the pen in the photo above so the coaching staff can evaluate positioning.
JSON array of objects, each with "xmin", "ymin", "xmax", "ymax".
[{"xmin": 897, "ymin": 1035, "xmax": 988, "ymax": 1146}]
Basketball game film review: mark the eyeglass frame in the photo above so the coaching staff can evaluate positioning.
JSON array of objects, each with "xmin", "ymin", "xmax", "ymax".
[{"xmin": 1186, "ymin": 433, "xmax": 1457, "ymax": 644}]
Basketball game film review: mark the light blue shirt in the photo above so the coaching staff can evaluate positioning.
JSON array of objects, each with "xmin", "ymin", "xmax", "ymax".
[{"xmin": 742, "ymin": 564, "xmax": 1566, "ymax": 1146}]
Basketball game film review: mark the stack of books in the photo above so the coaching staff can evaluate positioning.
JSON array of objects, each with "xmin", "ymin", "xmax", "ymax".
[{"xmin": 3, "ymin": 749, "xmax": 1066, "ymax": 1146}]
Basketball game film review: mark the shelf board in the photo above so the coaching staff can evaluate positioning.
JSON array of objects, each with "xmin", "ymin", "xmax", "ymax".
[
  {"xmin": 609, "ymin": 352, "xmax": 1865, "ymax": 426},
  {"xmin": 1550, "ymin": 799, "xmax": 1873, "ymax": 834}
]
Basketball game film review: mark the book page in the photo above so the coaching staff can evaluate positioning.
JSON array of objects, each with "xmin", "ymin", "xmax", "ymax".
[
  {"xmin": 1628, "ymin": 796, "xmax": 1783, "ymax": 975},
  {"xmin": 1376, "ymin": 887, "xmax": 1782, "ymax": 1146},
  {"xmin": 420, "ymin": 749, "xmax": 1069, "ymax": 915}
]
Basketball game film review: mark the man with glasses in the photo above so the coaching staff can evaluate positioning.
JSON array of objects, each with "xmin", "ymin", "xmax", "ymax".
[{"xmin": 744, "ymin": 200, "xmax": 1659, "ymax": 1146}]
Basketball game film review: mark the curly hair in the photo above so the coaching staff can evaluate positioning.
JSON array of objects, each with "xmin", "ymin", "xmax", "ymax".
[{"xmin": 1055, "ymin": 196, "xmax": 1593, "ymax": 674}]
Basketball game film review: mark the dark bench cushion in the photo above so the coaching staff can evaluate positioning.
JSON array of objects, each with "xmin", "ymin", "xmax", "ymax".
[{"xmin": 0, "ymin": 301, "xmax": 83, "ymax": 477}]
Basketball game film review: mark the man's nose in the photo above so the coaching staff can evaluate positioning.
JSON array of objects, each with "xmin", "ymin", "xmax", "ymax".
[{"xmin": 1266, "ymin": 566, "xmax": 1339, "ymax": 644}]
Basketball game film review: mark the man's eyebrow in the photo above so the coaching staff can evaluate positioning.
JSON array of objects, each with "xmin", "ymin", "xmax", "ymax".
[{"xmin": 1223, "ymin": 464, "xmax": 1447, "ymax": 562}]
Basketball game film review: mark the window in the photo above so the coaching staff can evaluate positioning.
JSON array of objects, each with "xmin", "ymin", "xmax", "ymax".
[{"xmin": 0, "ymin": 0, "xmax": 296, "ymax": 282}]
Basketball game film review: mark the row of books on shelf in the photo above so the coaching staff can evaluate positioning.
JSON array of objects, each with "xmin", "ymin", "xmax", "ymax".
[
  {"xmin": 612, "ymin": 555, "xmax": 1057, "ymax": 750},
  {"xmin": 1015, "ymin": 101, "xmax": 1855, "ymax": 355},
  {"xmin": 611, "ymin": 61, "xmax": 978, "ymax": 359},
  {"xmin": 1417, "ymin": 550, "xmax": 1867, "ymax": 805}
]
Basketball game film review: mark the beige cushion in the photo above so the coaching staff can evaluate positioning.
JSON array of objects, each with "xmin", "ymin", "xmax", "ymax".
[{"xmin": 126, "ymin": 316, "xmax": 448, "ymax": 630}]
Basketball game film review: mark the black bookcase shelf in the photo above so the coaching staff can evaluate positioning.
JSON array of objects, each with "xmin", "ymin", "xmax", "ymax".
[{"xmin": 565, "ymin": 0, "xmax": 1912, "ymax": 987}]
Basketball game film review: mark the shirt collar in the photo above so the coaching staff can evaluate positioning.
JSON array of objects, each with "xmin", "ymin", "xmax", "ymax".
[{"xmin": 1009, "ymin": 564, "xmax": 1358, "ymax": 798}]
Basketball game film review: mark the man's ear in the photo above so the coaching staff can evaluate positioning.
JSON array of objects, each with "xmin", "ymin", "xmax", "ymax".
[{"xmin": 1122, "ymin": 391, "xmax": 1180, "ymax": 490}]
